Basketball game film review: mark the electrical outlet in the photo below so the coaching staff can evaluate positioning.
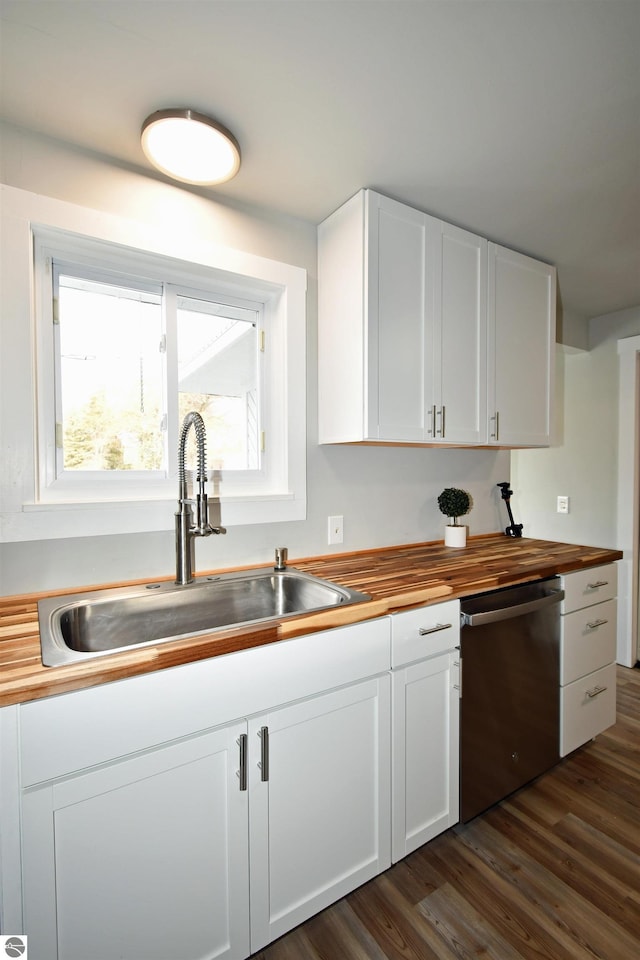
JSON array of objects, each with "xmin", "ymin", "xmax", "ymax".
[
  {"xmin": 328, "ymin": 515, "xmax": 344, "ymax": 545},
  {"xmin": 557, "ymin": 495, "xmax": 570, "ymax": 514}
]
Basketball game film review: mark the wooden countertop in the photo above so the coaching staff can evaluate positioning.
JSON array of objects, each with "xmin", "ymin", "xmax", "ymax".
[{"xmin": 0, "ymin": 535, "xmax": 622, "ymax": 707}]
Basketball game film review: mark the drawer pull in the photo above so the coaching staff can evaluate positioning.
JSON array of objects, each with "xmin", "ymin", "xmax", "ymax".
[
  {"xmin": 419, "ymin": 622, "xmax": 453, "ymax": 636},
  {"xmin": 586, "ymin": 618, "xmax": 608, "ymax": 629},
  {"xmin": 587, "ymin": 580, "xmax": 609, "ymax": 589},
  {"xmin": 586, "ymin": 684, "xmax": 608, "ymax": 699}
]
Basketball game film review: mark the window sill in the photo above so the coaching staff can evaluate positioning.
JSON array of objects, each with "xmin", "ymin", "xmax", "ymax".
[{"xmin": 3, "ymin": 493, "xmax": 305, "ymax": 543}]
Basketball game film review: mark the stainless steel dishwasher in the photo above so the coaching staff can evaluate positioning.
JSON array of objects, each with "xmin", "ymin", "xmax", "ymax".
[{"xmin": 459, "ymin": 577, "xmax": 564, "ymax": 822}]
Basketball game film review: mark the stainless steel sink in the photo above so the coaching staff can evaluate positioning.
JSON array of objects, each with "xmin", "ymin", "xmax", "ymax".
[{"xmin": 38, "ymin": 568, "xmax": 371, "ymax": 667}]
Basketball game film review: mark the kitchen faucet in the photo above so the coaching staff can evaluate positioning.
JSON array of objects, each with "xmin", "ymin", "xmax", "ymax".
[{"xmin": 175, "ymin": 411, "xmax": 226, "ymax": 585}]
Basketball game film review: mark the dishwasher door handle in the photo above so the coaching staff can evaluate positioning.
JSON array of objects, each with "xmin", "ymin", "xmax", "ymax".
[{"xmin": 461, "ymin": 589, "xmax": 565, "ymax": 627}]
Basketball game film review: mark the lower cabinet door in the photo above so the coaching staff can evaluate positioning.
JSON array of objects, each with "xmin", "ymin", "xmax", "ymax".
[
  {"xmin": 22, "ymin": 724, "xmax": 250, "ymax": 960},
  {"xmin": 392, "ymin": 652, "xmax": 460, "ymax": 862},
  {"xmin": 248, "ymin": 676, "xmax": 391, "ymax": 952}
]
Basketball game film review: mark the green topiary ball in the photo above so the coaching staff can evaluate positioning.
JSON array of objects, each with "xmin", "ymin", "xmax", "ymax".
[{"xmin": 437, "ymin": 487, "xmax": 471, "ymax": 523}]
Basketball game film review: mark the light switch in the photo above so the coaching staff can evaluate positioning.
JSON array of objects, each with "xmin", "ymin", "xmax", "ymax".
[{"xmin": 328, "ymin": 515, "xmax": 344, "ymax": 544}]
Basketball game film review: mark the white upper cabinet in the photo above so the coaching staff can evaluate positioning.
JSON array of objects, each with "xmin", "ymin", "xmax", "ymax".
[
  {"xmin": 318, "ymin": 189, "xmax": 555, "ymax": 448},
  {"xmin": 318, "ymin": 189, "xmax": 431, "ymax": 443},
  {"xmin": 487, "ymin": 244, "xmax": 556, "ymax": 447},
  {"xmin": 436, "ymin": 222, "xmax": 487, "ymax": 444},
  {"xmin": 318, "ymin": 189, "xmax": 485, "ymax": 444},
  {"xmin": 373, "ymin": 192, "xmax": 434, "ymax": 442}
]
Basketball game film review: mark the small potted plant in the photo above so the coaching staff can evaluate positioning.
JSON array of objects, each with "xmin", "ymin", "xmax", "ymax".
[{"xmin": 437, "ymin": 487, "xmax": 472, "ymax": 548}]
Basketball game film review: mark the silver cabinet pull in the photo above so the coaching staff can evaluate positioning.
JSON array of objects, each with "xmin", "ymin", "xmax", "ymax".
[
  {"xmin": 490, "ymin": 411, "xmax": 499, "ymax": 441},
  {"xmin": 587, "ymin": 580, "xmax": 609, "ymax": 589},
  {"xmin": 586, "ymin": 618, "xmax": 609, "ymax": 629},
  {"xmin": 238, "ymin": 734, "xmax": 248, "ymax": 792},
  {"xmin": 586, "ymin": 685, "xmax": 608, "ymax": 699},
  {"xmin": 427, "ymin": 404, "xmax": 437, "ymax": 437},
  {"xmin": 418, "ymin": 622, "xmax": 453, "ymax": 636},
  {"xmin": 436, "ymin": 406, "xmax": 446, "ymax": 438},
  {"xmin": 259, "ymin": 725, "xmax": 269, "ymax": 782}
]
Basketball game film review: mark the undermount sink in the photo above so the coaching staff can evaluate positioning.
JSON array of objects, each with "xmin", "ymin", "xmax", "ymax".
[{"xmin": 38, "ymin": 568, "xmax": 371, "ymax": 667}]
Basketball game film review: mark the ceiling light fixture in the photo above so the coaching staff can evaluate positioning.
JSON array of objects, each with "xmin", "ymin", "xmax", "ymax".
[{"xmin": 141, "ymin": 108, "xmax": 241, "ymax": 185}]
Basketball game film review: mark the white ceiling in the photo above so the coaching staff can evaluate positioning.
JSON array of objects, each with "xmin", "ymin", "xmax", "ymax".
[{"xmin": 1, "ymin": 0, "xmax": 639, "ymax": 320}]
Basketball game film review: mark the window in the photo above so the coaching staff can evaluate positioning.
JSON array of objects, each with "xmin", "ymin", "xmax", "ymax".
[
  {"xmin": 51, "ymin": 264, "xmax": 262, "ymax": 482},
  {"xmin": 55, "ymin": 269, "xmax": 166, "ymax": 474},
  {"xmin": 0, "ymin": 190, "xmax": 307, "ymax": 542}
]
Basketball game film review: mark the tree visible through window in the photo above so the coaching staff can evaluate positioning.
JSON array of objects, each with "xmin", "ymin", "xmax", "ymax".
[{"xmin": 57, "ymin": 274, "xmax": 164, "ymax": 471}]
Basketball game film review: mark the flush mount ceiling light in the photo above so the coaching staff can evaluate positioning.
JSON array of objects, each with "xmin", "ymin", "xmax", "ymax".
[{"xmin": 141, "ymin": 108, "xmax": 241, "ymax": 185}]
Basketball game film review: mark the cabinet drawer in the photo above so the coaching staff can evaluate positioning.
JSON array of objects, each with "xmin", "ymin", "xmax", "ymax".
[
  {"xmin": 560, "ymin": 564, "xmax": 617, "ymax": 614},
  {"xmin": 560, "ymin": 598, "xmax": 617, "ymax": 685},
  {"xmin": 560, "ymin": 662, "xmax": 616, "ymax": 757},
  {"xmin": 391, "ymin": 599, "xmax": 460, "ymax": 667}
]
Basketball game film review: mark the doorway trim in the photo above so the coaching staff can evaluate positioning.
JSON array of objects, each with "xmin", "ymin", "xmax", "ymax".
[{"xmin": 617, "ymin": 335, "xmax": 640, "ymax": 666}]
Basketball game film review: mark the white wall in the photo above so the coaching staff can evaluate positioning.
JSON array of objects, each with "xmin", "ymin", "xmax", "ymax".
[
  {"xmin": 512, "ymin": 305, "xmax": 640, "ymax": 666},
  {"xmin": 512, "ymin": 305, "xmax": 640, "ymax": 549},
  {"xmin": 0, "ymin": 123, "xmax": 510, "ymax": 597}
]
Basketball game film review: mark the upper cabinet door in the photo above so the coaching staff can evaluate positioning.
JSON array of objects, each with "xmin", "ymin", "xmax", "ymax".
[
  {"xmin": 318, "ymin": 189, "xmax": 435, "ymax": 444},
  {"xmin": 435, "ymin": 223, "xmax": 488, "ymax": 444},
  {"xmin": 369, "ymin": 192, "xmax": 434, "ymax": 442},
  {"xmin": 487, "ymin": 244, "xmax": 556, "ymax": 447}
]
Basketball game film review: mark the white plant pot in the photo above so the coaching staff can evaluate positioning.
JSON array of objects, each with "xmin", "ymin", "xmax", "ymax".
[{"xmin": 444, "ymin": 524, "xmax": 467, "ymax": 548}]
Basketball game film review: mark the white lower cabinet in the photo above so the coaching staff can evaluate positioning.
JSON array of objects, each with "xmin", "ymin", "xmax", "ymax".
[
  {"xmin": 559, "ymin": 564, "xmax": 618, "ymax": 756},
  {"xmin": 248, "ymin": 677, "xmax": 390, "ymax": 951},
  {"xmin": 22, "ymin": 725, "xmax": 250, "ymax": 960},
  {"xmin": 390, "ymin": 599, "xmax": 460, "ymax": 862},
  {"xmin": 15, "ymin": 617, "xmax": 392, "ymax": 960}
]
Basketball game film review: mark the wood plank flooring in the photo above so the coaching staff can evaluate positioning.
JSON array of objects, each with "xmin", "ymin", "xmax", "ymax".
[{"xmin": 252, "ymin": 666, "xmax": 640, "ymax": 960}]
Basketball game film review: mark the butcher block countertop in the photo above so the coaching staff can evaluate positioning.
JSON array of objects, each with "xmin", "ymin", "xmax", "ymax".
[{"xmin": 0, "ymin": 535, "xmax": 622, "ymax": 707}]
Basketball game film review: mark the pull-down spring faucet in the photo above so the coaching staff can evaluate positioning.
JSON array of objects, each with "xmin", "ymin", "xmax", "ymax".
[{"xmin": 175, "ymin": 411, "xmax": 226, "ymax": 585}]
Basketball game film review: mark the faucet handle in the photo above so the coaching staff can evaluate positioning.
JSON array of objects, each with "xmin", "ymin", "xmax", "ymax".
[{"xmin": 274, "ymin": 546, "xmax": 288, "ymax": 571}]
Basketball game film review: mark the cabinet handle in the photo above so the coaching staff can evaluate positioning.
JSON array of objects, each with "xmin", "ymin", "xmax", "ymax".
[
  {"xmin": 586, "ymin": 685, "xmax": 608, "ymax": 699},
  {"xmin": 436, "ymin": 406, "xmax": 446, "ymax": 438},
  {"xmin": 490, "ymin": 411, "xmax": 499, "ymax": 441},
  {"xmin": 586, "ymin": 618, "xmax": 608, "ymax": 629},
  {"xmin": 428, "ymin": 404, "xmax": 437, "ymax": 437},
  {"xmin": 259, "ymin": 725, "xmax": 269, "ymax": 782},
  {"xmin": 418, "ymin": 622, "xmax": 453, "ymax": 636},
  {"xmin": 587, "ymin": 580, "xmax": 609, "ymax": 589},
  {"xmin": 238, "ymin": 734, "xmax": 248, "ymax": 792}
]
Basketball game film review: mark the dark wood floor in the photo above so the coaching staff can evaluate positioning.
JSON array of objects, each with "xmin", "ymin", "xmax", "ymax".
[{"xmin": 253, "ymin": 665, "xmax": 640, "ymax": 960}]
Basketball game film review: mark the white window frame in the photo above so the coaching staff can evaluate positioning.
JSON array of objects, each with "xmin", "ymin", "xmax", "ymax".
[
  {"xmin": 39, "ymin": 248, "xmax": 270, "ymax": 500},
  {"xmin": 0, "ymin": 186, "xmax": 307, "ymax": 542}
]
